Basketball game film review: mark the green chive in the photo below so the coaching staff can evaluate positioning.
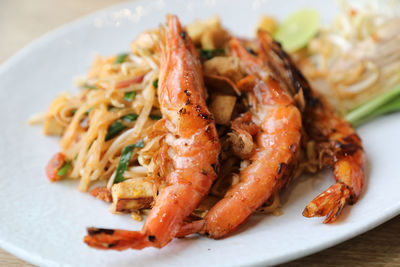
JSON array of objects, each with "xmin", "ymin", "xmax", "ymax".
[
  {"xmin": 88, "ymin": 141, "xmax": 94, "ymax": 150},
  {"xmin": 114, "ymin": 53, "xmax": 129, "ymax": 64},
  {"xmin": 200, "ymin": 48, "xmax": 225, "ymax": 60},
  {"xmin": 114, "ymin": 144, "xmax": 134, "ymax": 183},
  {"xmin": 105, "ymin": 120, "xmax": 127, "ymax": 141},
  {"xmin": 350, "ymin": 95, "xmax": 400, "ymax": 126},
  {"xmin": 84, "ymin": 107, "xmax": 93, "ymax": 115},
  {"xmin": 70, "ymin": 109, "xmax": 77, "ymax": 115},
  {"xmin": 122, "ymin": 113, "xmax": 138, "ymax": 122},
  {"xmin": 346, "ymin": 84, "xmax": 400, "ymax": 126},
  {"xmin": 149, "ymin": 114, "xmax": 162, "ymax": 120},
  {"xmin": 82, "ymin": 83, "xmax": 97, "ymax": 90},
  {"xmin": 57, "ymin": 161, "xmax": 71, "ymax": 176},
  {"xmin": 124, "ymin": 91, "xmax": 136, "ymax": 101},
  {"xmin": 107, "ymin": 106, "xmax": 122, "ymax": 111},
  {"xmin": 134, "ymin": 140, "xmax": 145, "ymax": 148},
  {"xmin": 153, "ymin": 79, "xmax": 159, "ymax": 88}
]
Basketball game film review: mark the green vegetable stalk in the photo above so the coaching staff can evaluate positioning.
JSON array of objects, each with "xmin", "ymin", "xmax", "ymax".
[
  {"xmin": 114, "ymin": 144, "xmax": 134, "ymax": 183},
  {"xmin": 114, "ymin": 140, "xmax": 145, "ymax": 184},
  {"xmin": 124, "ymin": 91, "xmax": 136, "ymax": 101},
  {"xmin": 114, "ymin": 53, "xmax": 129, "ymax": 64},
  {"xmin": 57, "ymin": 161, "xmax": 71, "ymax": 176},
  {"xmin": 346, "ymin": 84, "xmax": 400, "ymax": 126},
  {"xmin": 105, "ymin": 120, "xmax": 127, "ymax": 141}
]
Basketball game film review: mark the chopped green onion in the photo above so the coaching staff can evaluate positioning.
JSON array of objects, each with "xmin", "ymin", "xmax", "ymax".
[
  {"xmin": 114, "ymin": 144, "xmax": 134, "ymax": 183},
  {"xmin": 134, "ymin": 140, "xmax": 145, "ymax": 148},
  {"xmin": 70, "ymin": 109, "xmax": 77, "ymax": 115},
  {"xmin": 124, "ymin": 91, "xmax": 136, "ymax": 101},
  {"xmin": 200, "ymin": 48, "xmax": 225, "ymax": 60},
  {"xmin": 114, "ymin": 53, "xmax": 129, "ymax": 64},
  {"xmin": 88, "ymin": 141, "xmax": 94, "ymax": 150},
  {"xmin": 84, "ymin": 107, "xmax": 93, "ymax": 115},
  {"xmin": 346, "ymin": 84, "xmax": 400, "ymax": 126},
  {"xmin": 153, "ymin": 79, "xmax": 159, "ymax": 88},
  {"xmin": 122, "ymin": 113, "xmax": 138, "ymax": 122},
  {"xmin": 57, "ymin": 161, "xmax": 71, "ymax": 176},
  {"xmin": 149, "ymin": 114, "xmax": 162, "ymax": 120},
  {"xmin": 107, "ymin": 105, "xmax": 122, "ymax": 111},
  {"xmin": 105, "ymin": 120, "xmax": 127, "ymax": 141},
  {"xmin": 82, "ymin": 83, "xmax": 97, "ymax": 90}
]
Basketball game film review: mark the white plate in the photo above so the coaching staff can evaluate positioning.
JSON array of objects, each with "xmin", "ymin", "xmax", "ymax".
[{"xmin": 1, "ymin": 0, "xmax": 399, "ymax": 266}]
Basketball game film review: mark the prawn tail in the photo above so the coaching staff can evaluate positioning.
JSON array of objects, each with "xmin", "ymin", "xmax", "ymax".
[
  {"xmin": 302, "ymin": 182, "xmax": 352, "ymax": 224},
  {"xmin": 175, "ymin": 220, "xmax": 206, "ymax": 238},
  {"xmin": 84, "ymin": 227, "xmax": 153, "ymax": 250}
]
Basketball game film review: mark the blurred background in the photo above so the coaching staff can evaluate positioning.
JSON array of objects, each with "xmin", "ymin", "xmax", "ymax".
[
  {"xmin": 0, "ymin": 0, "xmax": 125, "ymax": 62},
  {"xmin": 0, "ymin": 0, "xmax": 399, "ymax": 266}
]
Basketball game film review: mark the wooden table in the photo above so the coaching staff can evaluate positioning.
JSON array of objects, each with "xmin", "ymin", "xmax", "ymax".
[{"xmin": 1, "ymin": 0, "xmax": 399, "ymax": 266}]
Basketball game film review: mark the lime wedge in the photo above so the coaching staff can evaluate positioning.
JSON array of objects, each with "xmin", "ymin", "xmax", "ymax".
[{"xmin": 274, "ymin": 9, "xmax": 320, "ymax": 52}]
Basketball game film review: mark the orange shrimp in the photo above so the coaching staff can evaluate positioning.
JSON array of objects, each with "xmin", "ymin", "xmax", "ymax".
[
  {"xmin": 258, "ymin": 31, "xmax": 365, "ymax": 223},
  {"xmin": 178, "ymin": 37, "xmax": 302, "ymax": 239},
  {"xmin": 84, "ymin": 15, "xmax": 220, "ymax": 250}
]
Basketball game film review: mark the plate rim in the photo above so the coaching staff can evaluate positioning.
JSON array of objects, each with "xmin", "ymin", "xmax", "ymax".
[{"xmin": 1, "ymin": 0, "xmax": 400, "ymax": 266}]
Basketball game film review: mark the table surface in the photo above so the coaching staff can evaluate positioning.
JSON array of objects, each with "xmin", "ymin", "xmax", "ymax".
[{"xmin": 1, "ymin": 0, "xmax": 399, "ymax": 266}]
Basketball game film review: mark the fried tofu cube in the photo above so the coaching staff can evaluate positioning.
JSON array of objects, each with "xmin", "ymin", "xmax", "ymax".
[
  {"xmin": 204, "ymin": 56, "xmax": 243, "ymax": 82},
  {"xmin": 111, "ymin": 178, "xmax": 154, "ymax": 212},
  {"xmin": 209, "ymin": 94, "xmax": 237, "ymax": 125}
]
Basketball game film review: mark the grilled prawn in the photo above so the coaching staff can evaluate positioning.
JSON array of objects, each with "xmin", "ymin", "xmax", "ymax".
[
  {"xmin": 178, "ymin": 36, "xmax": 302, "ymax": 239},
  {"xmin": 258, "ymin": 31, "xmax": 365, "ymax": 223},
  {"xmin": 84, "ymin": 15, "xmax": 220, "ymax": 249}
]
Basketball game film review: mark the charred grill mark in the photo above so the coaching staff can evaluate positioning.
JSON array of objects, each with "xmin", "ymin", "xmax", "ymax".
[
  {"xmin": 87, "ymin": 227, "xmax": 114, "ymax": 236},
  {"xmin": 201, "ymin": 169, "xmax": 208, "ymax": 175},
  {"xmin": 348, "ymin": 192, "xmax": 357, "ymax": 205},
  {"xmin": 304, "ymin": 124, "xmax": 329, "ymax": 142},
  {"xmin": 211, "ymin": 163, "xmax": 218, "ymax": 174},
  {"xmin": 180, "ymin": 31, "xmax": 187, "ymax": 39},
  {"xmin": 335, "ymin": 134, "xmax": 362, "ymax": 157},
  {"xmin": 108, "ymin": 243, "xmax": 117, "ymax": 248},
  {"xmin": 335, "ymin": 206, "xmax": 342, "ymax": 217},
  {"xmin": 204, "ymin": 125, "xmax": 216, "ymax": 142},
  {"xmin": 269, "ymin": 39, "xmax": 322, "ymax": 108},
  {"xmin": 277, "ymin": 162, "xmax": 287, "ymax": 175},
  {"xmin": 343, "ymin": 134, "xmax": 362, "ymax": 145},
  {"xmin": 179, "ymin": 107, "xmax": 188, "ymax": 115},
  {"xmin": 309, "ymin": 96, "xmax": 322, "ymax": 108},
  {"xmin": 185, "ymin": 98, "xmax": 191, "ymax": 105},
  {"xmin": 246, "ymin": 47, "xmax": 257, "ymax": 55},
  {"xmin": 335, "ymin": 142, "xmax": 360, "ymax": 157},
  {"xmin": 184, "ymin": 90, "xmax": 191, "ymax": 96},
  {"xmin": 148, "ymin": 235, "xmax": 156, "ymax": 242},
  {"xmin": 195, "ymin": 104, "xmax": 213, "ymax": 122}
]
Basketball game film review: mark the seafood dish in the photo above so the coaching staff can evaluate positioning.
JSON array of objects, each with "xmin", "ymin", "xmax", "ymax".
[{"xmin": 35, "ymin": 1, "xmax": 400, "ymax": 250}]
